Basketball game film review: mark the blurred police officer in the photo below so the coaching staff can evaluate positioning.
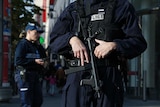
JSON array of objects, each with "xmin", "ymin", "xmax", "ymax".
[
  {"xmin": 14, "ymin": 23, "xmax": 46, "ymax": 107},
  {"xmin": 49, "ymin": 0, "xmax": 147, "ymax": 107}
]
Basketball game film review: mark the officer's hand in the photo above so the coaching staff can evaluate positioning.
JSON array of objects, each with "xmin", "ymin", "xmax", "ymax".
[
  {"xmin": 35, "ymin": 59, "xmax": 45, "ymax": 66},
  {"xmin": 94, "ymin": 39, "xmax": 117, "ymax": 59},
  {"xmin": 69, "ymin": 36, "xmax": 89, "ymax": 66}
]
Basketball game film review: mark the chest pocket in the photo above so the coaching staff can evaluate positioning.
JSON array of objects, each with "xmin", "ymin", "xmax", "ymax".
[{"xmin": 25, "ymin": 43, "xmax": 40, "ymax": 59}]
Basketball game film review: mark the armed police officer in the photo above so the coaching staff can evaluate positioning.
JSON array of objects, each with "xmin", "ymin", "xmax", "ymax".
[
  {"xmin": 49, "ymin": 0, "xmax": 147, "ymax": 107},
  {"xmin": 14, "ymin": 23, "xmax": 46, "ymax": 107}
]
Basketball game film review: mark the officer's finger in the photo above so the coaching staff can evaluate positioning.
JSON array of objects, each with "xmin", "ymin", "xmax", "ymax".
[
  {"xmin": 95, "ymin": 39, "xmax": 103, "ymax": 44},
  {"xmin": 84, "ymin": 51, "xmax": 89, "ymax": 63},
  {"xmin": 80, "ymin": 50, "xmax": 84, "ymax": 66},
  {"xmin": 98, "ymin": 54, "xmax": 102, "ymax": 59},
  {"xmin": 96, "ymin": 51, "xmax": 101, "ymax": 59},
  {"xmin": 94, "ymin": 48, "xmax": 98, "ymax": 57},
  {"xmin": 73, "ymin": 50, "xmax": 79, "ymax": 58}
]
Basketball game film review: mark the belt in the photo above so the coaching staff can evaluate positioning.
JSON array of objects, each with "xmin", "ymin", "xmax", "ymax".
[
  {"xmin": 67, "ymin": 57, "xmax": 118, "ymax": 67},
  {"xmin": 65, "ymin": 57, "xmax": 119, "ymax": 75},
  {"xmin": 15, "ymin": 66, "xmax": 25, "ymax": 71}
]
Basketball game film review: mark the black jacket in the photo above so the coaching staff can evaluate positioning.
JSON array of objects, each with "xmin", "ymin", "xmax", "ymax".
[{"xmin": 15, "ymin": 38, "xmax": 46, "ymax": 71}]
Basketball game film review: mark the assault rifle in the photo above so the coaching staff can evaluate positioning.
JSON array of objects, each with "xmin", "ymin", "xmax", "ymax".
[
  {"xmin": 64, "ymin": 0, "xmax": 103, "ymax": 98},
  {"xmin": 80, "ymin": 28, "xmax": 103, "ymax": 98},
  {"xmin": 64, "ymin": 28, "xmax": 103, "ymax": 98}
]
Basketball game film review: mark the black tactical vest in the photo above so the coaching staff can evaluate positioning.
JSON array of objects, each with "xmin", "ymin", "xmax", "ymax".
[
  {"xmin": 77, "ymin": 0, "xmax": 125, "ymax": 65},
  {"xmin": 77, "ymin": 0, "xmax": 125, "ymax": 41}
]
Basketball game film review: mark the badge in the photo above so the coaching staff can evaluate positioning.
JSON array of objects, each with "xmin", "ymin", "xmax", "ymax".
[{"xmin": 91, "ymin": 8, "xmax": 105, "ymax": 21}]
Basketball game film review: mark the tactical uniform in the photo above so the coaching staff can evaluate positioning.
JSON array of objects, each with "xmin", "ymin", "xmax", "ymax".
[
  {"xmin": 15, "ymin": 38, "xmax": 46, "ymax": 107},
  {"xmin": 49, "ymin": 0, "xmax": 147, "ymax": 107}
]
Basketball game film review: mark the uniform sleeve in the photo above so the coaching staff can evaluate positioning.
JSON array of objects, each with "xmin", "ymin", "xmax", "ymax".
[
  {"xmin": 14, "ymin": 40, "xmax": 35, "ymax": 66},
  {"xmin": 113, "ymin": 1, "xmax": 147, "ymax": 59},
  {"xmin": 49, "ymin": 3, "xmax": 78, "ymax": 53},
  {"xmin": 38, "ymin": 44, "xmax": 47, "ymax": 58}
]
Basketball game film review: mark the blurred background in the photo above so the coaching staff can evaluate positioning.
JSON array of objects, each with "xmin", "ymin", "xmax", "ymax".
[{"xmin": 0, "ymin": 0, "xmax": 160, "ymax": 102}]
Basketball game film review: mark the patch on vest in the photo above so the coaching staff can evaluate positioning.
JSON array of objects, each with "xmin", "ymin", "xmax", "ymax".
[{"xmin": 91, "ymin": 9, "xmax": 105, "ymax": 21}]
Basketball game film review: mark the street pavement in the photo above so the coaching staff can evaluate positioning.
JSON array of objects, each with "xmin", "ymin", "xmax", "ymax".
[
  {"xmin": 124, "ymin": 98, "xmax": 160, "ymax": 107},
  {"xmin": 1, "ymin": 93, "xmax": 160, "ymax": 107},
  {"xmin": 0, "ymin": 92, "xmax": 62, "ymax": 107},
  {"xmin": 1, "ymin": 81, "xmax": 160, "ymax": 107}
]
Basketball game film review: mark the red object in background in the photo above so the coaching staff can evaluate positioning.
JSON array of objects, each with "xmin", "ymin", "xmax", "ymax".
[
  {"xmin": 50, "ymin": 0, "xmax": 55, "ymax": 5},
  {"xmin": 2, "ymin": 0, "xmax": 10, "ymax": 84},
  {"xmin": 128, "ymin": 71, "xmax": 138, "ymax": 75},
  {"xmin": 2, "ymin": 36, "xmax": 9, "ymax": 83},
  {"xmin": 3, "ymin": 0, "xmax": 9, "ymax": 17},
  {"xmin": 42, "ymin": 0, "xmax": 46, "ymax": 22}
]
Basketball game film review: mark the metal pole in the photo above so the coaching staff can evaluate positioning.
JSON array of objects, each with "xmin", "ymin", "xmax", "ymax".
[
  {"xmin": 0, "ymin": 0, "xmax": 3, "ymax": 86},
  {"xmin": 139, "ymin": 14, "xmax": 147, "ymax": 101},
  {"xmin": 143, "ymin": 70, "xmax": 146, "ymax": 101}
]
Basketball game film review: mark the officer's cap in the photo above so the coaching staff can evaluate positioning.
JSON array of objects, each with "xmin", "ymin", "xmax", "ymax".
[{"xmin": 25, "ymin": 23, "xmax": 44, "ymax": 33}]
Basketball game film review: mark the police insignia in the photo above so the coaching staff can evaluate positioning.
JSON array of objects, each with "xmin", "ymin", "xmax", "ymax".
[
  {"xmin": 91, "ymin": 13, "xmax": 104, "ymax": 21},
  {"xmin": 91, "ymin": 9, "xmax": 105, "ymax": 21}
]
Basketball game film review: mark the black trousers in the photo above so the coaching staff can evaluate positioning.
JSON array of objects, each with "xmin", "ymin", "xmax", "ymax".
[
  {"xmin": 61, "ymin": 67, "xmax": 124, "ymax": 107},
  {"xmin": 15, "ymin": 70, "xmax": 43, "ymax": 107}
]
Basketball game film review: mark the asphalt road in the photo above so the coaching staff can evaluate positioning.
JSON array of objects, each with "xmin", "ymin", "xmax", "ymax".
[
  {"xmin": 0, "ymin": 93, "xmax": 61, "ymax": 107},
  {"xmin": 1, "ymin": 93, "xmax": 160, "ymax": 107},
  {"xmin": 1, "ymin": 81, "xmax": 160, "ymax": 107}
]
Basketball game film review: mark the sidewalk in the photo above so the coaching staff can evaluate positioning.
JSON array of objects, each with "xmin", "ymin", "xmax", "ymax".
[
  {"xmin": 1, "ymin": 80, "xmax": 160, "ymax": 107},
  {"xmin": 124, "ymin": 97, "xmax": 160, "ymax": 107},
  {"xmin": 1, "ymin": 94, "xmax": 160, "ymax": 107},
  {"xmin": 0, "ymin": 93, "xmax": 62, "ymax": 107}
]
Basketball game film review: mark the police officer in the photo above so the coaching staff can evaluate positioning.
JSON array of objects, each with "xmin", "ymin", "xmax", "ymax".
[
  {"xmin": 14, "ymin": 23, "xmax": 46, "ymax": 107},
  {"xmin": 49, "ymin": 0, "xmax": 147, "ymax": 107}
]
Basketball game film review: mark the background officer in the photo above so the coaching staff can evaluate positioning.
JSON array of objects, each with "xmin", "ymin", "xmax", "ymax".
[
  {"xmin": 14, "ymin": 23, "xmax": 46, "ymax": 107},
  {"xmin": 49, "ymin": 0, "xmax": 147, "ymax": 107}
]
